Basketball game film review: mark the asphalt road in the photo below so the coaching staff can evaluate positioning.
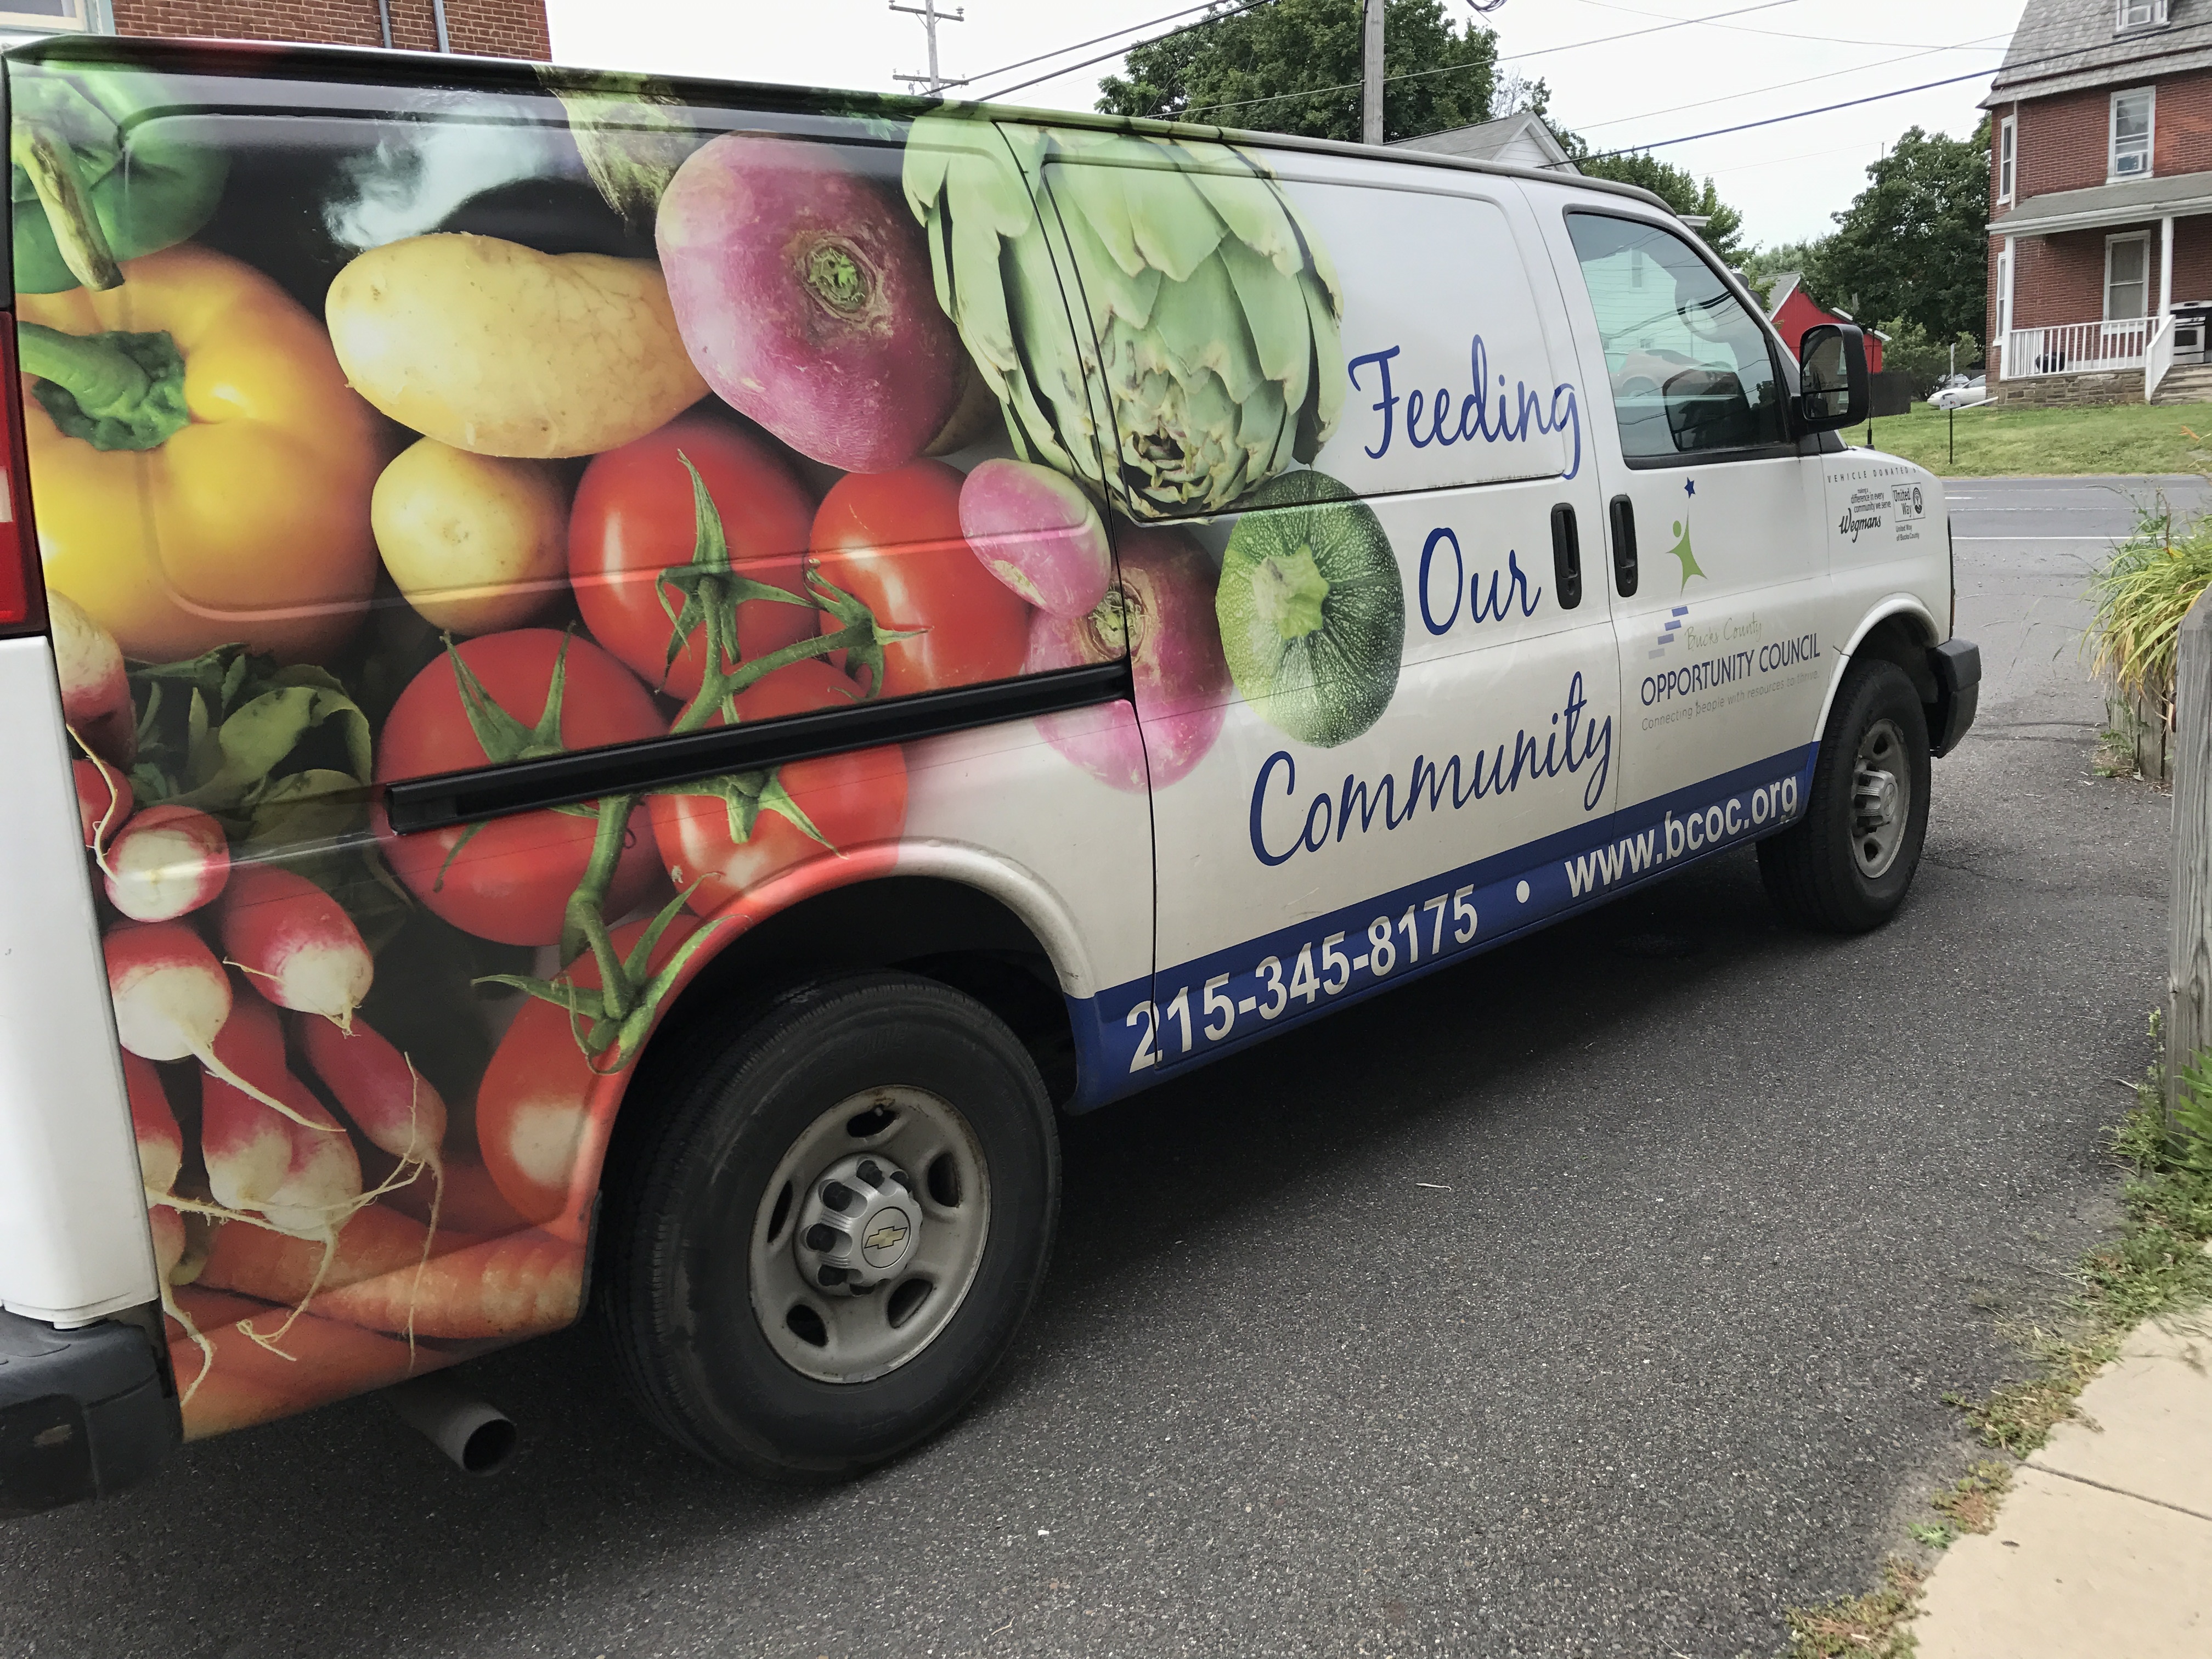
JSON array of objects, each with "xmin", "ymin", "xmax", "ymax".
[{"xmin": 1, "ymin": 475, "xmax": 2193, "ymax": 1659}]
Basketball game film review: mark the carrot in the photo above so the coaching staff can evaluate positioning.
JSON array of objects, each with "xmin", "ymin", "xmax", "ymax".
[
  {"xmin": 221, "ymin": 865, "xmax": 373, "ymax": 1032},
  {"xmin": 199, "ymin": 1203, "xmax": 477, "ymax": 1305},
  {"xmin": 102, "ymin": 804, "xmax": 231, "ymax": 922},
  {"xmin": 104, "ymin": 921, "xmax": 336, "ymax": 1133},
  {"xmin": 374, "ymin": 1153, "xmax": 532, "ymax": 1236},
  {"xmin": 311, "ymin": 1227, "xmax": 583, "ymax": 1341},
  {"xmin": 164, "ymin": 1286, "xmax": 425, "ymax": 1440},
  {"xmin": 72, "ymin": 756, "xmax": 132, "ymax": 857}
]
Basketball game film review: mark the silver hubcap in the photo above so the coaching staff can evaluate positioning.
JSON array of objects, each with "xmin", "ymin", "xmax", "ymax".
[
  {"xmin": 750, "ymin": 1086, "xmax": 990, "ymax": 1384},
  {"xmin": 1850, "ymin": 717, "xmax": 1910, "ymax": 879}
]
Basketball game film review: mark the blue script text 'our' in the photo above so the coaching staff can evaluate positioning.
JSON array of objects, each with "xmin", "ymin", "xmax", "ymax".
[
  {"xmin": 1348, "ymin": 337, "xmax": 1583, "ymax": 479},
  {"xmin": 1419, "ymin": 529, "xmax": 1542, "ymax": 636}
]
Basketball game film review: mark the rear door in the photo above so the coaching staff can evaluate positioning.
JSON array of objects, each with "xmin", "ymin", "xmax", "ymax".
[{"xmin": 1027, "ymin": 136, "xmax": 1622, "ymax": 1075}]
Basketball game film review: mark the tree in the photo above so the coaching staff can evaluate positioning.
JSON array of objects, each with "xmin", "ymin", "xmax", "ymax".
[
  {"xmin": 1097, "ymin": 0, "xmax": 1501, "ymax": 146},
  {"xmin": 1806, "ymin": 122, "xmax": 1990, "ymax": 346},
  {"xmin": 1737, "ymin": 240, "xmax": 1829, "ymax": 311},
  {"xmin": 1562, "ymin": 145, "xmax": 1747, "ymax": 265}
]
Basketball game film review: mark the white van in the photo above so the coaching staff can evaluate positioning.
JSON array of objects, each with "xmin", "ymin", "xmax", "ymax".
[{"xmin": 0, "ymin": 37, "xmax": 1976, "ymax": 1512}]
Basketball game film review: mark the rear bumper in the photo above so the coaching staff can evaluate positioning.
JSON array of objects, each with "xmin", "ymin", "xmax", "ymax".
[
  {"xmin": 0, "ymin": 1306, "xmax": 178, "ymax": 1520},
  {"xmin": 1929, "ymin": 639, "xmax": 1980, "ymax": 759}
]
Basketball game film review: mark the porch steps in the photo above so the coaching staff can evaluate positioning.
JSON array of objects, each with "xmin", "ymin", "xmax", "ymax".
[{"xmin": 2151, "ymin": 363, "xmax": 2212, "ymax": 405}]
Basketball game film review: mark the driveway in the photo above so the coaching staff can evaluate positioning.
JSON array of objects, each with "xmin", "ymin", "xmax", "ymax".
[{"xmin": 0, "ymin": 475, "xmax": 2183, "ymax": 1659}]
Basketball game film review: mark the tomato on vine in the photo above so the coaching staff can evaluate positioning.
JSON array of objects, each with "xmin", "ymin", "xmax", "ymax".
[{"xmin": 374, "ymin": 629, "xmax": 668, "ymax": 946}]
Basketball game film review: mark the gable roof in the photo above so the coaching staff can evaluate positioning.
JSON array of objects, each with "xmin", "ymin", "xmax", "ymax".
[
  {"xmin": 1390, "ymin": 111, "xmax": 1577, "ymax": 171},
  {"xmin": 1763, "ymin": 270, "xmax": 1802, "ymax": 317},
  {"xmin": 1984, "ymin": 0, "xmax": 2212, "ymax": 106}
]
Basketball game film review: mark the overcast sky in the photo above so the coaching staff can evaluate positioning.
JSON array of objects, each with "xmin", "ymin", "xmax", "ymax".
[{"xmin": 541, "ymin": 0, "xmax": 2023, "ymax": 250}]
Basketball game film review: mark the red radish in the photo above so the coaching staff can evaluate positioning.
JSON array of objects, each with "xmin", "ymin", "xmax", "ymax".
[
  {"xmin": 122, "ymin": 1052, "xmax": 182, "ymax": 1197},
  {"xmin": 48, "ymin": 590, "xmax": 136, "ymax": 767},
  {"xmin": 73, "ymin": 757, "xmax": 132, "ymax": 856},
  {"xmin": 1026, "ymin": 524, "xmax": 1229, "ymax": 791},
  {"xmin": 295, "ymin": 1013, "xmax": 445, "ymax": 1166},
  {"xmin": 103, "ymin": 804, "xmax": 231, "ymax": 922},
  {"xmin": 657, "ymin": 133, "xmax": 963, "ymax": 472},
  {"xmin": 104, "ymin": 922, "xmax": 338, "ymax": 1134},
  {"xmin": 220, "ymin": 865, "xmax": 373, "ymax": 1032},
  {"xmin": 147, "ymin": 1204, "xmax": 187, "ymax": 1280},
  {"xmin": 200, "ymin": 1000, "xmax": 362, "ymax": 1239},
  {"xmin": 959, "ymin": 459, "xmax": 1114, "ymax": 618}
]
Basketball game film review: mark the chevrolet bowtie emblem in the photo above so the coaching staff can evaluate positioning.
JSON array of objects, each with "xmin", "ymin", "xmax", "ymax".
[{"xmin": 866, "ymin": 1222, "xmax": 909, "ymax": 1252}]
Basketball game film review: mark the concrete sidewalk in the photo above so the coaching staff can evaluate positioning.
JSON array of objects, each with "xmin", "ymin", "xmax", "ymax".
[{"xmin": 1911, "ymin": 1317, "xmax": 2212, "ymax": 1656}]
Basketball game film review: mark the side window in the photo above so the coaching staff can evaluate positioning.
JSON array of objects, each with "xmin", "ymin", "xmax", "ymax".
[{"xmin": 1565, "ymin": 212, "xmax": 1786, "ymax": 462}]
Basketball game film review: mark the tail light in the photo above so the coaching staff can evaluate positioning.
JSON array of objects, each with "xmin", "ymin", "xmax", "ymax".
[{"xmin": 0, "ymin": 316, "xmax": 42, "ymax": 634}]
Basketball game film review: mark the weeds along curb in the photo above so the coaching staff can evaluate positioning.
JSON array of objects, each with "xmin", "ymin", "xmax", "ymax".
[{"xmin": 1778, "ymin": 1053, "xmax": 2212, "ymax": 1659}]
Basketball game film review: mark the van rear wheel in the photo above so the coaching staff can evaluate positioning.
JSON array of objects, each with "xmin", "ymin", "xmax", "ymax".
[
  {"xmin": 1757, "ymin": 658, "xmax": 1931, "ymax": 933},
  {"xmin": 597, "ymin": 972, "xmax": 1059, "ymax": 1480}
]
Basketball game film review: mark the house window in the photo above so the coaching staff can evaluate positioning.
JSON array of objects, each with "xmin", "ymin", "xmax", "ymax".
[
  {"xmin": 2117, "ymin": 0, "xmax": 2169, "ymax": 28},
  {"xmin": 1997, "ymin": 244, "xmax": 2012, "ymax": 336},
  {"xmin": 2107, "ymin": 234, "xmax": 2150, "ymax": 320},
  {"xmin": 1998, "ymin": 115, "xmax": 2016, "ymax": 202},
  {"xmin": 0, "ymin": 0, "xmax": 93, "ymax": 28},
  {"xmin": 2112, "ymin": 89, "xmax": 2154, "ymax": 178}
]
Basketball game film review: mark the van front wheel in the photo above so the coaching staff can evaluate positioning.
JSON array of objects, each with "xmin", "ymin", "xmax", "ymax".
[
  {"xmin": 1757, "ymin": 658, "xmax": 1931, "ymax": 933},
  {"xmin": 597, "ymin": 973, "xmax": 1059, "ymax": 1480}
]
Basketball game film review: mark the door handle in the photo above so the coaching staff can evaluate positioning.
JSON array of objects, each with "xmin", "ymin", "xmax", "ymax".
[
  {"xmin": 1550, "ymin": 503, "xmax": 1582, "ymax": 610},
  {"xmin": 1608, "ymin": 494, "xmax": 1638, "ymax": 597}
]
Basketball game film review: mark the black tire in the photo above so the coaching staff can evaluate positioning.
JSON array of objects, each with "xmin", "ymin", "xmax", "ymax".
[
  {"xmin": 596, "ymin": 972, "xmax": 1059, "ymax": 1481},
  {"xmin": 1757, "ymin": 658, "xmax": 1932, "ymax": 933}
]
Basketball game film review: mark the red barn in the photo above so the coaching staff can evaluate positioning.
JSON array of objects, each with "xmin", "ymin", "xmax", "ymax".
[{"xmin": 1764, "ymin": 272, "xmax": 1887, "ymax": 373}]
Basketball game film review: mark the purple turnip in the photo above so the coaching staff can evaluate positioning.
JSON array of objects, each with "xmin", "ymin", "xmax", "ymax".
[
  {"xmin": 960, "ymin": 459, "xmax": 1113, "ymax": 619},
  {"xmin": 657, "ymin": 133, "xmax": 963, "ymax": 473},
  {"xmin": 1028, "ymin": 525, "xmax": 1228, "ymax": 792}
]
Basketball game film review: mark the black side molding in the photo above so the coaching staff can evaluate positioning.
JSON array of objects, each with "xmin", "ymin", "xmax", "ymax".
[
  {"xmin": 384, "ymin": 659, "xmax": 1135, "ymax": 835},
  {"xmin": 1929, "ymin": 638, "xmax": 1980, "ymax": 759}
]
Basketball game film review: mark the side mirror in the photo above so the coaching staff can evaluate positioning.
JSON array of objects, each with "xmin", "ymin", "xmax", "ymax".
[{"xmin": 1796, "ymin": 323, "xmax": 1869, "ymax": 432}]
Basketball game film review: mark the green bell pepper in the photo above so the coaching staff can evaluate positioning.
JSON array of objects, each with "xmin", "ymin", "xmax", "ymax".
[{"xmin": 9, "ymin": 63, "xmax": 228, "ymax": 294}]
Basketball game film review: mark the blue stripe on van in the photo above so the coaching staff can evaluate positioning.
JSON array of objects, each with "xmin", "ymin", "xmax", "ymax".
[{"xmin": 1060, "ymin": 743, "xmax": 1818, "ymax": 1113}]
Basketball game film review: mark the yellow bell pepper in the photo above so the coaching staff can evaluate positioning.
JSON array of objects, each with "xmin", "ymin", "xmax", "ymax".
[{"xmin": 18, "ymin": 242, "xmax": 383, "ymax": 663}]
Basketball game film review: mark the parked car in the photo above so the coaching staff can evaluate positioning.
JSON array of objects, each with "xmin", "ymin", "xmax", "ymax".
[
  {"xmin": 0, "ymin": 33, "xmax": 1978, "ymax": 1515},
  {"xmin": 1932, "ymin": 373, "xmax": 1991, "ymax": 410}
]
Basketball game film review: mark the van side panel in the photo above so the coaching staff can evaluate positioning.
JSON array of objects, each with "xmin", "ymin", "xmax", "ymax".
[
  {"xmin": 0, "ymin": 636, "xmax": 158, "ymax": 1324},
  {"xmin": 12, "ymin": 45, "xmax": 1147, "ymax": 1439}
]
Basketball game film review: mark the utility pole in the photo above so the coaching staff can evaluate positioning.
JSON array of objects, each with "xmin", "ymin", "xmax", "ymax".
[
  {"xmin": 891, "ymin": 0, "xmax": 967, "ymax": 94},
  {"xmin": 1362, "ymin": 0, "xmax": 1384, "ymax": 144}
]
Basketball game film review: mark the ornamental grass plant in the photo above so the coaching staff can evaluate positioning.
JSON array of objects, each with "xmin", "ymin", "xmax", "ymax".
[{"xmin": 2086, "ymin": 496, "xmax": 2212, "ymax": 712}]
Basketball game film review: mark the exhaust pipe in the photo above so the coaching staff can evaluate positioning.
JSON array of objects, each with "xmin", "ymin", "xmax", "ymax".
[{"xmin": 383, "ymin": 1374, "xmax": 516, "ymax": 1475}]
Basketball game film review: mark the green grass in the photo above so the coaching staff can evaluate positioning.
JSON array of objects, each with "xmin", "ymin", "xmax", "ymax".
[{"xmin": 1854, "ymin": 398, "xmax": 2212, "ymax": 478}]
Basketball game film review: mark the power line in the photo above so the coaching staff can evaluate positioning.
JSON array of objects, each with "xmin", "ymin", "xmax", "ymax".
[
  {"xmin": 972, "ymin": 0, "xmax": 1279, "ymax": 100},
  {"xmin": 1572, "ymin": 31, "xmax": 2010, "ymax": 136},
  {"xmin": 1179, "ymin": 0, "xmax": 1810, "ymax": 122},
  {"xmin": 961, "ymin": 0, "xmax": 1224, "ymax": 90},
  {"xmin": 1572, "ymin": 0, "xmax": 2002, "ymax": 52}
]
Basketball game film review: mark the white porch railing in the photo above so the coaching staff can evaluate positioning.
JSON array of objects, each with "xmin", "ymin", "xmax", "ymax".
[
  {"xmin": 2001, "ymin": 319, "xmax": 2150, "ymax": 379},
  {"xmin": 2147, "ymin": 313, "xmax": 2177, "ymax": 400}
]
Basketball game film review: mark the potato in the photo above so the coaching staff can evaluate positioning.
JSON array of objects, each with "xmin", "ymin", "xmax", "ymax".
[
  {"xmin": 372, "ymin": 438, "xmax": 569, "ymax": 634},
  {"xmin": 326, "ymin": 233, "xmax": 709, "ymax": 458}
]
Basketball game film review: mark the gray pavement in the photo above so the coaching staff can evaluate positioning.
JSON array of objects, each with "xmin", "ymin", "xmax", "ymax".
[{"xmin": 0, "ymin": 475, "xmax": 2192, "ymax": 1659}]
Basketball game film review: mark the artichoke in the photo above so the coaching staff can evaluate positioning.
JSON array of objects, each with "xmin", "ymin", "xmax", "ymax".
[{"xmin": 903, "ymin": 112, "xmax": 1344, "ymax": 521}]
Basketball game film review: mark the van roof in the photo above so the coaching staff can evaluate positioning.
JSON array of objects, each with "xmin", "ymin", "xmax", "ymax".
[{"xmin": 7, "ymin": 33, "xmax": 1674, "ymax": 219}]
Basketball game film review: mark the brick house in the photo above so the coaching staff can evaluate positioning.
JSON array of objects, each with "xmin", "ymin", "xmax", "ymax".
[
  {"xmin": 1985, "ymin": 0, "xmax": 2212, "ymax": 404},
  {"xmin": 0, "ymin": 0, "xmax": 545, "ymax": 59}
]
